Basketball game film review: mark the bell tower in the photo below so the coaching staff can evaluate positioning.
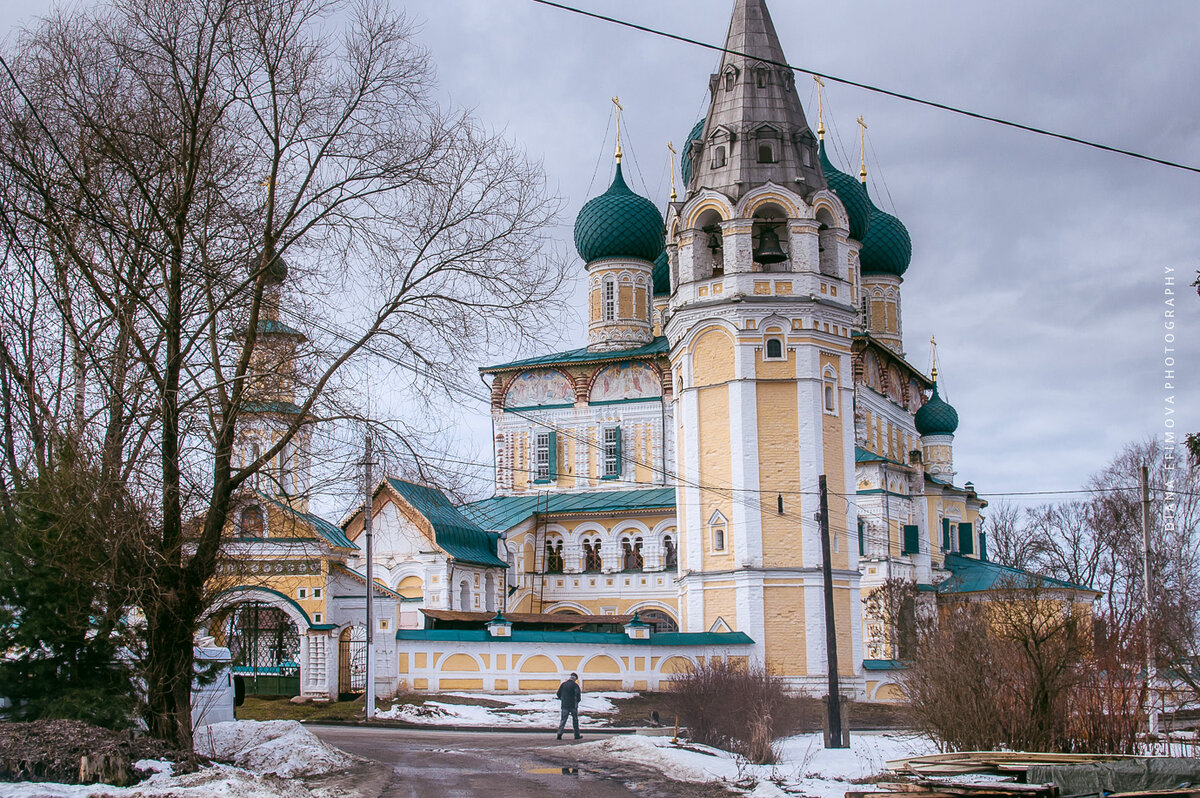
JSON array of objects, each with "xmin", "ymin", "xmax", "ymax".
[{"xmin": 665, "ymin": 0, "xmax": 862, "ymax": 692}]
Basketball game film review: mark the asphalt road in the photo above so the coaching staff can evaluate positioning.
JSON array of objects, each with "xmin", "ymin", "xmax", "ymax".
[{"xmin": 309, "ymin": 725, "xmax": 736, "ymax": 798}]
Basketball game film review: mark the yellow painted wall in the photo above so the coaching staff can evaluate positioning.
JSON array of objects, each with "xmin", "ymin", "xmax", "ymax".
[
  {"xmin": 703, "ymin": 584, "xmax": 737, "ymax": 632},
  {"xmin": 763, "ymin": 586, "xmax": 807, "ymax": 675},
  {"xmin": 820, "ymin": 354, "xmax": 849, "ymax": 570},
  {"xmin": 618, "ymin": 284, "xmax": 634, "ymax": 319},
  {"xmin": 756, "ymin": 380, "xmax": 802, "ymax": 568},
  {"xmin": 698, "ymin": 386, "xmax": 733, "ymax": 571}
]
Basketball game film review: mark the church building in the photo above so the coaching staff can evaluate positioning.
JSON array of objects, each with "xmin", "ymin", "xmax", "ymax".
[{"xmin": 204, "ymin": 0, "xmax": 1096, "ymax": 703}]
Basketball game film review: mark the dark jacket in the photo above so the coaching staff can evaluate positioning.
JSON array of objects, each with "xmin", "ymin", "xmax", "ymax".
[{"xmin": 556, "ymin": 678, "xmax": 581, "ymax": 710}]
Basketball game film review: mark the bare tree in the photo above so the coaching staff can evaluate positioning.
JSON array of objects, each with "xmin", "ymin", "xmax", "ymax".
[
  {"xmin": 0, "ymin": 0, "xmax": 567, "ymax": 748},
  {"xmin": 862, "ymin": 577, "xmax": 919, "ymax": 661},
  {"xmin": 981, "ymin": 499, "xmax": 1036, "ymax": 570}
]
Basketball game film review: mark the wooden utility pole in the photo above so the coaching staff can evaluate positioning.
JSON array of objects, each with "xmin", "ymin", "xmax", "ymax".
[
  {"xmin": 1142, "ymin": 463, "xmax": 1157, "ymax": 733},
  {"xmin": 364, "ymin": 434, "xmax": 376, "ymax": 720},
  {"xmin": 818, "ymin": 475, "xmax": 847, "ymax": 747}
]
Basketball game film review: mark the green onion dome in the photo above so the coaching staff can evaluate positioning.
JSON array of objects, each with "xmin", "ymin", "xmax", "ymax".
[
  {"xmin": 818, "ymin": 141, "xmax": 871, "ymax": 242},
  {"xmin": 574, "ymin": 164, "xmax": 665, "ymax": 264},
  {"xmin": 859, "ymin": 184, "xmax": 912, "ymax": 277},
  {"xmin": 652, "ymin": 250, "xmax": 670, "ymax": 296},
  {"xmin": 679, "ymin": 119, "xmax": 705, "ymax": 187},
  {"xmin": 915, "ymin": 381, "xmax": 959, "ymax": 436}
]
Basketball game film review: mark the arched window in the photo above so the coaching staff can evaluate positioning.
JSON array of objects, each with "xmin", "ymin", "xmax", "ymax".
[
  {"xmin": 546, "ymin": 539, "xmax": 564, "ymax": 573},
  {"xmin": 239, "ymin": 504, "xmax": 265, "ymax": 537},
  {"xmin": 757, "ymin": 142, "xmax": 775, "ymax": 163},
  {"xmin": 622, "ymin": 537, "xmax": 644, "ymax": 571},
  {"xmin": 765, "ymin": 336, "xmax": 784, "ymax": 360},
  {"xmin": 709, "ymin": 511, "xmax": 727, "ymax": 552},
  {"xmin": 663, "ymin": 535, "xmax": 677, "ymax": 569},
  {"xmin": 724, "ymin": 68, "xmax": 736, "ymax": 91},
  {"xmin": 583, "ymin": 539, "xmax": 603, "ymax": 572},
  {"xmin": 603, "ymin": 278, "xmax": 616, "ymax": 321},
  {"xmin": 823, "ymin": 367, "xmax": 839, "ymax": 415},
  {"xmin": 638, "ymin": 609, "xmax": 679, "ymax": 633},
  {"xmin": 711, "ymin": 145, "xmax": 726, "ymax": 168},
  {"xmin": 458, "ymin": 580, "xmax": 470, "ymax": 611},
  {"xmin": 756, "ymin": 67, "xmax": 768, "ymax": 89}
]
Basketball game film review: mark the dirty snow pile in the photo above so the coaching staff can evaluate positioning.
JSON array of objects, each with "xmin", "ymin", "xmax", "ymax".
[
  {"xmin": 574, "ymin": 730, "xmax": 937, "ymax": 798},
  {"xmin": 194, "ymin": 719, "xmax": 356, "ymax": 778},
  {"xmin": 0, "ymin": 721, "xmax": 360, "ymax": 798},
  {"xmin": 377, "ymin": 691, "xmax": 635, "ymax": 727}
]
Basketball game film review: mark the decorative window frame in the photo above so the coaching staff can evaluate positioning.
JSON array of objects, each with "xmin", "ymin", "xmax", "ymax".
[
  {"xmin": 708, "ymin": 510, "xmax": 727, "ymax": 553},
  {"xmin": 601, "ymin": 426, "xmax": 622, "ymax": 480},
  {"xmin": 763, "ymin": 331, "xmax": 786, "ymax": 361},
  {"xmin": 603, "ymin": 277, "xmax": 616, "ymax": 321},
  {"xmin": 823, "ymin": 365, "xmax": 840, "ymax": 415}
]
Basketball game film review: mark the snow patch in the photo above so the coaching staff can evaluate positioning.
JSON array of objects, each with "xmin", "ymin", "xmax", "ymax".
[
  {"xmin": 0, "ymin": 722, "xmax": 362, "ymax": 798},
  {"xmin": 194, "ymin": 720, "xmax": 357, "ymax": 778},
  {"xmin": 570, "ymin": 730, "xmax": 937, "ymax": 798},
  {"xmin": 376, "ymin": 691, "xmax": 634, "ymax": 727}
]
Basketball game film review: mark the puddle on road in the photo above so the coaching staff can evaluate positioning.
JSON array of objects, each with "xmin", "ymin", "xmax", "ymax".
[{"xmin": 526, "ymin": 766, "xmax": 585, "ymax": 776}]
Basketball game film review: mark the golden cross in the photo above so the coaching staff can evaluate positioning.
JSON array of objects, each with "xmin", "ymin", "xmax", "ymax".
[
  {"xmin": 668, "ymin": 141, "xmax": 678, "ymax": 201},
  {"xmin": 930, "ymin": 335, "xmax": 938, "ymax": 380},
  {"xmin": 814, "ymin": 75, "xmax": 826, "ymax": 139},
  {"xmin": 612, "ymin": 96, "xmax": 624, "ymax": 163},
  {"xmin": 856, "ymin": 115, "xmax": 868, "ymax": 181}
]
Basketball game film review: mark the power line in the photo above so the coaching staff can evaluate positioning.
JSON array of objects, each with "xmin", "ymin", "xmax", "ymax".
[{"xmin": 528, "ymin": 0, "xmax": 1200, "ymax": 176}]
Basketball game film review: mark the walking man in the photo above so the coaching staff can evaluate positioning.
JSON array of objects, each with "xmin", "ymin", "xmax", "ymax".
[{"xmin": 556, "ymin": 672, "xmax": 582, "ymax": 740}]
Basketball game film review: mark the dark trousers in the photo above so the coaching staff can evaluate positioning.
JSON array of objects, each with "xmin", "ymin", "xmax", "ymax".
[{"xmin": 557, "ymin": 705, "xmax": 579, "ymax": 736}]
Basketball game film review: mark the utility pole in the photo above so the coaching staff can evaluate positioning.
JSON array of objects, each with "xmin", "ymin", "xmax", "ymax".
[
  {"xmin": 818, "ymin": 475, "xmax": 847, "ymax": 747},
  {"xmin": 364, "ymin": 433, "xmax": 376, "ymax": 720},
  {"xmin": 1141, "ymin": 463, "xmax": 1158, "ymax": 734}
]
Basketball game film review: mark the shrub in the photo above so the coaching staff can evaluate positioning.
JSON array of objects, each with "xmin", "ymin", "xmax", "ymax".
[
  {"xmin": 903, "ymin": 592, "xmax": 1144, "ymax": 754},
  {"xmin": 666, "ymin": 658, "xmax": 799, "ymax": 764}
]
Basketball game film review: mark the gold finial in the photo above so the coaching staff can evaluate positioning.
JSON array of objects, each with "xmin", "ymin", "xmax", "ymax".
[
  {"xmin": 612, "ymin": 96, "xmax": 624, "ymax": 163},
  {"xmin": 856, "ymin": 115, "xmax": 868, "ymax": 182},
  {"xmin": 814, "ymin": 75, "xmax": 825, "ymax": 140},
  {"xmin": 930, "ymin": 335, "xmax": 938, "ymax": 381},
  {"xmin": 667, "ymin": 141, "xmax": 678, "ymax": 202}
]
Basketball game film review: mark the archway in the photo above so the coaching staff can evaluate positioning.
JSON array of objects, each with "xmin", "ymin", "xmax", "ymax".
[
  {"xmin": 338, "ymin": 625, "xmax": 367, "ymax": 698},
  {"xmin": 214, "ymin": 601, "xmax": 300, "ymax": 696}
]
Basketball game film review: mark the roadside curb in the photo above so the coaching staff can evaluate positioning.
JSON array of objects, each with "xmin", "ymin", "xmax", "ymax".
[{"xmin": 302, "ymin": 719, "xmax": 651, "ymax": 735}]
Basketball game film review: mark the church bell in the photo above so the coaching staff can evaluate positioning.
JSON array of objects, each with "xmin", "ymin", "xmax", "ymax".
[{"xmin": 753, "ymin": 226, "xmax": 787, "ymax": 264}]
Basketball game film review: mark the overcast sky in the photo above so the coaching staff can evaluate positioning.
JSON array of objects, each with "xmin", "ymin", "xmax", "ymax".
[{"xmin": 4, "ymin": 0, "xmax": 1198, "ymax": 509}]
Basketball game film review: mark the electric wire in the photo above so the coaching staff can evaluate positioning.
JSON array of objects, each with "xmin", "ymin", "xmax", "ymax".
[{"xmin": 528, "ymin": 0, "xmax": 1200, "ymax": 175}]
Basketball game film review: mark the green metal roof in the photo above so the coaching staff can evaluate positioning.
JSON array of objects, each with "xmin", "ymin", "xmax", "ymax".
[
  {"xmin": 385, "ymin": 478, "xmax": 507, "ymax": 568},
  {"xmin": 395, "ymin": 629, "xmax": 754, "ymax": 646},
  {"xmin": 855, "ymin": 446, "xmax": 906, "ymax": 466},
  {"xmin": 915, "ymin": 381, "xmax": 959, "ymax": 436},
  {"xmin": 482, "ymin": 336, "xmax": 669, "ymax": 373},
  {"xmin": 819, "ymin": 140, "xmax": 871, "ymax": 242},
  {"xmin": 257, "ymin": 319, "xmax": 306, "ymax": 337},
  {"xmin": 462, "ymin": 487, "xmax": 677, "ymax": 533},
  {"xmin": 574, "ymin": 163, "xmax": 665, "ymax": 264},
  {"xmin": 679, "ymin": 119, "xmax": 705, "ymax": 187},
  {"xmin": 261, "ymin": 494, "xmax": 356, "ymax": 549},
  {"xmin": 863, "ymin": 659, "xmax": 907, "ymax": 671},
  {"xmin": 859, "ymin": 185, "xmax": 912, "ymax": 277},
  {"xmin": 652, "ymin": 250, "xmax": 670, "ymax": 296},
  {"xmin": 938, "ymin": 553, "xmax": 1097, "ymax": 595}
]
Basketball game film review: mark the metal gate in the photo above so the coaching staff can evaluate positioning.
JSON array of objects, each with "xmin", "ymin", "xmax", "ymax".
[
  {"xmin": 222, "ymin": 601, "xmax": 300, "ymax": 696},
  {"xmin": 338, "ymin": 625, "xmax": 367, "ymax": 698}
]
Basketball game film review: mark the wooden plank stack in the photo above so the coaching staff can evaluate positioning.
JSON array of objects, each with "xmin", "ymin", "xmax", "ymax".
[{"xmin": 844, "ymin": 751, "xmax": 1199, "ymax": 798}]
